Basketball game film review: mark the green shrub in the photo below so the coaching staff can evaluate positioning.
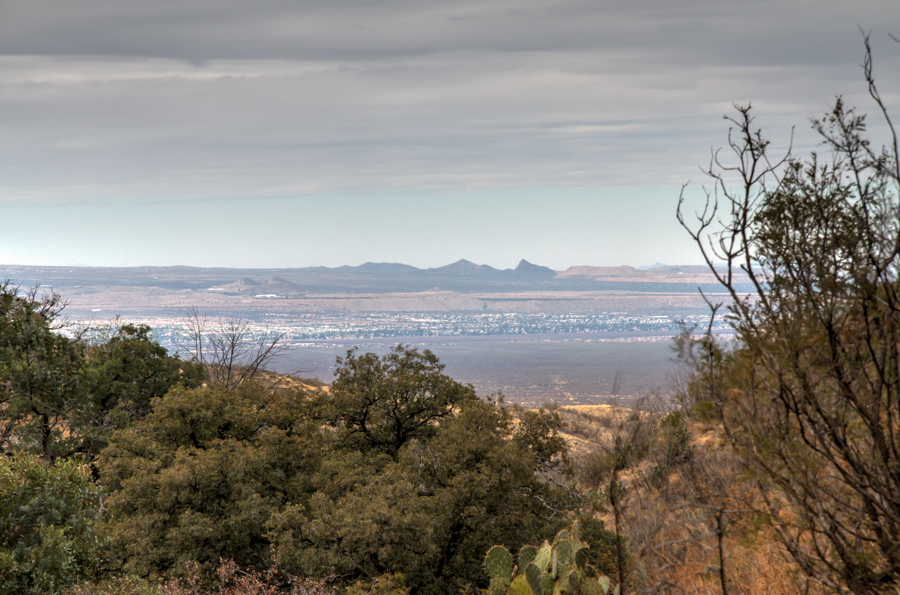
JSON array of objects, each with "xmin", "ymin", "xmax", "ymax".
[
  {"xmin": 0, "ymin": 454, "xmax": 107, "ymax": 594},
  {"xmin": 100, "ymin": 383, "xmax": 323, "ymax": 578},
  {"xmin": 575, "ymin": 516, "xmax": 627, "ymax": 580}
]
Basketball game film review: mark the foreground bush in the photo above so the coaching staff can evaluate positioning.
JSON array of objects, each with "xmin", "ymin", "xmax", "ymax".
[
  {"xmin": 67, "ymin": 560, "xmax": 340, "ymax": 595},
  {"xmin": 100, "ymin": 382, "xmax": 323, "ymax": 577},
  {"xmin": 100, "ymin": 347, "xmax": 573, "ymax": 594},
  {"xmin": 0, "ymin": 454, "xmax": 106, "ymax": 594}
]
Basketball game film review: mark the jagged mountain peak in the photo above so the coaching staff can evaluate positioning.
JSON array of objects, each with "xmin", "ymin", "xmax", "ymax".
[
  {"xmin": 430, "ymin": 259, "xmax": 499, "ymax": 275},
  {"xmin": 514, "ymin": 259, "xmax": 557, "ymax": 277}
]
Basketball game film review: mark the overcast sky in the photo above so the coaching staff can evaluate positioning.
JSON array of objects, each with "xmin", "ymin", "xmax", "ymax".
[{"xmin": 1, "ymin": 1, "xmax": 898, "ymax": 270}]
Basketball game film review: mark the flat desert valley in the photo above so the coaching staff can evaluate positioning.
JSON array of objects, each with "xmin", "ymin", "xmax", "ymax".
[{"xmin": 1, "ymin": 261, "xmax": 740, "ymax": 405}]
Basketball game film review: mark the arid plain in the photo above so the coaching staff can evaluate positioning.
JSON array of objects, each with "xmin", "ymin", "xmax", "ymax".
[{"xmin": 2, "ymin": 261, "xmax": 738, "ymax": 404}]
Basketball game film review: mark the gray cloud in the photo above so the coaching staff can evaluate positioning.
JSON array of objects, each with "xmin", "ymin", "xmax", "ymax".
[
  {"xmin": 1, "ymin": 1, "xmax": 888, "ymax": 65},
  {"xmin": 0, "ymin": 0, "xmax": 897, "ymax": 203}
]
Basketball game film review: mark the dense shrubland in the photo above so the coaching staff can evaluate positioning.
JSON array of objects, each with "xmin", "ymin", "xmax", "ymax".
[{"xmin": 1, "ymin": 289, "xmax": 612, "ymax": 594}]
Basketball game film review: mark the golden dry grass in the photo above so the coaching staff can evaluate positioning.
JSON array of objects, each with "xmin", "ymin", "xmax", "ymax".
[
  {"xmin": 251, "ymin": 369, "xmax": 328, "ymax": 391},
  {"xmin": 529, "ymin": 402, "xmax": 827, "ymax": 594}
]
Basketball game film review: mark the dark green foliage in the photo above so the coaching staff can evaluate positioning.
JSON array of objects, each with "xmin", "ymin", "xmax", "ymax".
[
  {"xmin": 413, "ymin": 399, "xmax": 572, "ymax": 589},
  {"xmin": 271, "ymin": 394, "xmax": 572, "ymax": 595},
  {"xmin": 0, "ymin": 454, "xmax": 107, "ymax": 594},
  {"xmin": 85, "ymin": 323, "xmax": 204, "ymax": 420},
  {"xmin": 1, "ymin": 283, "xmax": 201, "ymax": 463},
  {"xmin": 0, "ymin": 282, "xmax": 84, "ymax": 461},
  {"xmin": 79, "ymin": 323, "xmax": 204, "ymax": 458},
  {"xmin": 574, "ymin": 516, "xmax": 626, "ymax": 581},
  {"xmin": 100, "ymin": 383, "xmax": 323, "ymax": 577},
  {"xmin": 268, "ymin": 453, "xmax": 436, "ymax": 588},
  {"xmin": 345, "ymin": 573, "xmax": 410, "ymax": 595},
  {"xmin": 77, "ymin": 341, "xmax": 573, "ymax": 592},
  {"xmin": 514, "ymin": 407, "xmax": 571, "ymax": 474},
  {"xmin": 321, "ymin": 345, "xmax": 477, "ymax": 458}
]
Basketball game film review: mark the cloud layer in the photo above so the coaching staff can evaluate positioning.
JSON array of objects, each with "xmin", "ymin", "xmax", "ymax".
[{"xmin": 2, "ymin": 0, "xmax": 897, "ymax": 203}]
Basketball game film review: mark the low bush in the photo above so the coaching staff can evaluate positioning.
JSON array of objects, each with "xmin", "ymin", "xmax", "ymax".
[{"xmin": 0, "ymin": 454, "xmax": 106, "ymax": 594}]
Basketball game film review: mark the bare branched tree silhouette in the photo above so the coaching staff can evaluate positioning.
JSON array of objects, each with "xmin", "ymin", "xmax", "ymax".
[
  {"xmin": 179, "ymin": 307, "xmax": 287, "ymax": 389},
  {"xmin": 678, "ymin": 34, "xmax": 900, "ymax": 593}
]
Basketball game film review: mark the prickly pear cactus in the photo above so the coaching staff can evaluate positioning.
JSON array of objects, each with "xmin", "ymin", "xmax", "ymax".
[
  {"xmin": 485, "ymin": 545, "xmax": 515, "ymax": 595},
  {"xmin": 533, "ymin": 542, "xmax": 551, "ymax": 573},
  {"xmin": 482, "ymin": 522, "xmax": 612, "ymax": 595},
  {"xmin": 519, "ymin": 545, "xmax": 538, "ymax": 569}
]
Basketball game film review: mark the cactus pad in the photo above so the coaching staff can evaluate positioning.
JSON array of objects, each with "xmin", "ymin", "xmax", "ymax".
[
  {"xmin": 482, "ymin": 521, "xmax": 611, "ymax": 595},
  {"xmin": 508, "ymin": 575, "xmax": 533, "ymax": 595},
  {"xmin": 524, "ymin": 562, "xmax": 544, "ymax": 595},
  {"xmin": 519, "ymin": 545, "xmax": 538, "ymax": 569},
  {"xmin": 574, "ymin": 547, "xmax": 589, "ymax": 569},
  {"xmin": 533, "ymin": 542, "xmax": 552, "ymax": 573},
  {"xmin": 554, "ymin": 539, "xmax": 573, "ymax": 566},
  {"xmin": 485, "ymin": 545, "xmax": 514, "ymax": 585}
]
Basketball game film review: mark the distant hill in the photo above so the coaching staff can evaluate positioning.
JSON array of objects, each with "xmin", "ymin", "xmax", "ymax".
[
  {"xmin": 426, "ymin": 259, "xmax": 556, "ymax": 278},
  {"xmin": 514, "ymin": 259, "xmax": 557, "ymax": 278},
  {"xmin": 637, "ymin": 262, "xmax": 668, "ymax": 270},
  {"xmin": 334, "ymin": 262, "xmax": 422, "ymax": 274},
  {"xmin": 429, "ymin": 259, "xmax": 500, "ymax": 276},
  {"xmin": 208, "ymin": 277, "xmax": 260, "ymax": 293},
  {"xmin": 254, "ymin": 277, "xmax": 304, "ymax": 296}
]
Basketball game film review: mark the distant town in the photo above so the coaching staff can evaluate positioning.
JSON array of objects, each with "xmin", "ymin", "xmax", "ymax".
[{"xmin": 64, "ymin": 310, "xmax": 726, "ymax": 355}]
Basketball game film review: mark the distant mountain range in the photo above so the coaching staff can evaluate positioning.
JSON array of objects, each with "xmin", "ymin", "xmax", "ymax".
[
  {"xmin": 327, "ymin": 259, "xmax": 557, "ymax": 277},
  {"xmin": 1, "ymin": 259, "xmax": 742, "ymax": 296}
]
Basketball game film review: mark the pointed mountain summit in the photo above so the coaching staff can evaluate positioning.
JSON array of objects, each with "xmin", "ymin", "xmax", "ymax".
[
  {"xmin": 513, "ymin": 259, "xmax": 557, "ymax": 277},
  {"xmin": 637, "ymin": 262, "xmax": 669, "ymax": 270},
  {"xmin": 430, "ymin": 259, "xmax": 500, "ymax": 276}
]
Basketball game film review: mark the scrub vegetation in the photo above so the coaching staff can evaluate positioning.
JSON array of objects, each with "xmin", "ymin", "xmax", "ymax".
[{"xmin": 2, "ymin": 39, "xmax": 898, "ymax": 595}]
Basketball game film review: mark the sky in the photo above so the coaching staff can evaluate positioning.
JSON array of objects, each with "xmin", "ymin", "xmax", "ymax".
[{"xmin": 1, "ymin": 1, "xmax": 898, "ymax": 270}]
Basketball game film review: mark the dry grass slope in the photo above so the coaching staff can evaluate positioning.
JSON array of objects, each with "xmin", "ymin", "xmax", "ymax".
[{"xmin": 547, "ymin": 403, "xmax": 826, "ymax": 594}]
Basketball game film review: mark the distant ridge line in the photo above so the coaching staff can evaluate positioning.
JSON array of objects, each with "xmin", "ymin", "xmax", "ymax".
[
  {"xmin": 1, "ymin": 260, "xmax": 746, "ymax": 297},
  {"xmin": 1, "ymin": 260, "xmax": 717, "ymax": 276}
]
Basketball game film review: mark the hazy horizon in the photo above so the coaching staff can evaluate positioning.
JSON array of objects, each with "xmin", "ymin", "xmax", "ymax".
[
  {"xmin": 0, "ymin": 257, "xmax": 689, "ymax": 271},
  {"xmin": 2, "ymin": 2, "xmax": 898, "ymax": 269}
]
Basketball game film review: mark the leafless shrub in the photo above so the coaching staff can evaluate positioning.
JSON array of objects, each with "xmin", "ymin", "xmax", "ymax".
[
  {"xmin": 178, "ymin": 307, "xmax": 287, "ymax": 389},
  {"xmin": 677, "ymin": 35, "xmax": 900, "ymax": 592}
]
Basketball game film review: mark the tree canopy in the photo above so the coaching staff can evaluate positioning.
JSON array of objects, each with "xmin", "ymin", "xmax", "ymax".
[
  {"xmin": 0, "ymin": 282, "xmax": 83, "ymax": 462},
  {"xmin": 677, "ymin": 37, "xmax": 900, "ymax": 593},
  {"xmin": 97, "ymin": 345, "xmax": 572, "ymax": 594},
  {"xmin": 320, "ymin": 346, "xmax": 478, "ymax": 458},
  {"xmin": 0, "ymin": 454, "xmax": 106, "ymax": 594},
  {"xmin": 0, "ymin": 283, "xmax": 204, "ymax": 464}
]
